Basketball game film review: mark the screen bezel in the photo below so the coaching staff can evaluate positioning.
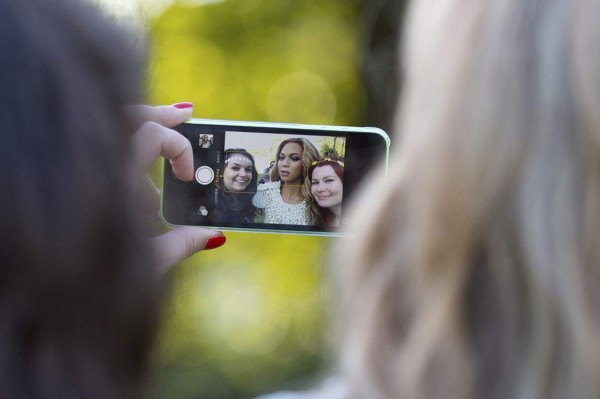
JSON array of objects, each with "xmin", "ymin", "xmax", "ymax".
[{"xmin": 160, "ymin": 118, "xmax": 390, "ymax": 236}]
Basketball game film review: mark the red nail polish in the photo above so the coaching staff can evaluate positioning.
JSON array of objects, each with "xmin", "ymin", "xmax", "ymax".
[
  {"xmin": 205, "ymin": 235, "xmax": 226, "ymax": 250},
  {"xmin": 173, "ymin": 102, "xmax": 193, "ymax": 109}
]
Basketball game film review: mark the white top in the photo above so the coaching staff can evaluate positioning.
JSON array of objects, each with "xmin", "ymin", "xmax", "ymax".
[
  {"xmin": 255, "ymin": 377, "xmax": 348, "ymax": 399},
  {"xmin": 252, "ymin": 181, "xmax": 309, "ymax": 225}
]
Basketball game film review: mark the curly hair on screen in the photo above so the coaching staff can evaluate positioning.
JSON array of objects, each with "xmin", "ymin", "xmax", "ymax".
[
  {"xmin": 269, "ymin": 138, "xmax": 320, "ymax": 216},
  {"xmin": 336, "ymin": 0, "xmax": 600, "ymax": 398}
]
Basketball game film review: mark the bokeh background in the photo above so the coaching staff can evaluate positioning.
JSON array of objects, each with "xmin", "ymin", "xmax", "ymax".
[{"xmin": 94, "ymin": 0, "xmax": 404, "ymax": 398}]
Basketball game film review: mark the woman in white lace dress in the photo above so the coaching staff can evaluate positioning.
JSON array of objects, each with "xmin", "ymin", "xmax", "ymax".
[{"xmin": 252, "ymin": 138, "xmax": 320, "ymax": 225}]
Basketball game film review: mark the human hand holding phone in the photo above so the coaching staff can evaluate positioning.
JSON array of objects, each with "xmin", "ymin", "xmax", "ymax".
[{"xmin": 129, "ymin": 103, "xmax": 226, "ymax": 276}]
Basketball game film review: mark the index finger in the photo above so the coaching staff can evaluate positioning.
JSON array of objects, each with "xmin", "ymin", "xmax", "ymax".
[
  {"xmin": 126, "ymin": 103, "xmax": 194, "ymax": 130},
  {"xmin": 133, "ymin": 121, "xmax": 194, "ymax": 181}
]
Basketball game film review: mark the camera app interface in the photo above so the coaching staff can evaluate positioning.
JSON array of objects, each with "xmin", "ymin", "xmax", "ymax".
[{"xmin": 187, "ymin": 127, "xmax": 347, "ymax": 230}]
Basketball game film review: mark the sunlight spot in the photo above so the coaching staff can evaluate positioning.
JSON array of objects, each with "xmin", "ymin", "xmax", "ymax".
[
  {"xmin": 266, "ymin": 72, "xmax": 337, "ymax": 124},
  {"xmin": 218, "ymin": 286, "xmax": 290, "ymax": 356}
]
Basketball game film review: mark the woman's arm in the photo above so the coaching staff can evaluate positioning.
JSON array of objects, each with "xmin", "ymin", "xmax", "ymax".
[{"xmin": 252, "ymin": 181, "xmax": 278, "ymax": 209}]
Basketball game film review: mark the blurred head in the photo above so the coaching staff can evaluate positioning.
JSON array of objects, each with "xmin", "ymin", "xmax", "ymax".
[
  {"xmin": 223, "ymin": 149, "xmax": 258, "ymax": 192},
  {"xmin": 309, "ymin": 158, "xmax": 344, "ymax": 226},
  {"xmin": 0, "ymin": 0, "xmax": 158, "ymax": 398},
  {"xmin": 338, "ymin": 0, "xmax": 600, "ymax": 398}
]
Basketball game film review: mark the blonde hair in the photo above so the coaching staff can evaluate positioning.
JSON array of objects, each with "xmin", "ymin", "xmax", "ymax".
[{"xmin": 337, "ymin": 0, "xmax": 600, "ymax": 398}]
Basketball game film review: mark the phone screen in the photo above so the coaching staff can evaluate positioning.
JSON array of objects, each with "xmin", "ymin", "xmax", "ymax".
[{"xmin": 161, "ymin": 120, "xmax": 389, "ymax": 235}]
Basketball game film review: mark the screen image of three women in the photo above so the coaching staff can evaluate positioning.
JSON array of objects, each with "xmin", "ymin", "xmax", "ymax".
[{"xmin": 214, "ymin": 138, "xmax": 344, "ymax": 227}]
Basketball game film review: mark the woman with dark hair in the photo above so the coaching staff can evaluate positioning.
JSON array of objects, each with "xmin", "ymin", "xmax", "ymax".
[
  {"xmin": 0, "ymin": 0, "xmax": 223, "ymax": 398},
  {"xmin": 308, "ymin": 157, "xmax": 344, "ymax": 227},
  {"xmin": 252, "ymin": 138, "xmax": 319, "ymax": 225},
  {"xmin": 215, "ymin": 149, "xmax": 258, "ymax": 223}
]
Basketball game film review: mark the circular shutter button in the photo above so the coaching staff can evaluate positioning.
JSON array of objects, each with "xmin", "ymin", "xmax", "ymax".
[{"xmin": 195, "ymin": 166, "xmax": 214, "ymax": 185}]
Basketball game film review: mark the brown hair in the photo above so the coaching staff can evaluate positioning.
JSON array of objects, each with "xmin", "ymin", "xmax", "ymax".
[
  {"xmin": 337, "ymin": 0, "xmax": 600, "ymax": 398},
  {"xmin": 0, "ymin": 0, "xmax": 159, "ymax": 397}
]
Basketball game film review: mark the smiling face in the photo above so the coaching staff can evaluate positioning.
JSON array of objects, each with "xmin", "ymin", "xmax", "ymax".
[
  {"xmin": 278, "ymin": 142, "xmax": 304, "ymax": 184},
  {"xmin": 310, "ymin": 164, "xmax": 343, "ymax": 209},
  {"xmin": 223, "ymin": 153, "xmax": 254, "ymax": 192}
]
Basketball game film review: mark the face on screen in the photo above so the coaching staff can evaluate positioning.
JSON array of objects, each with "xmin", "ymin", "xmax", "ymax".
[
  {"xmin": 222, "ymin": 152, "xmax": 254, "ymax": 192},
  {"xmin": 311, "ymin": 164, "xmax": 343, "ymax": 209}
]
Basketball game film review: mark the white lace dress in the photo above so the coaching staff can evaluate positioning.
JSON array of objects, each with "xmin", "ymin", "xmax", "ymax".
[
  {"xmin": 255, "ymin": 377, "xmax": 347, "ymax": 399},
  {"xmin": 252, "ymin": 181, "xmax": 309, "ymax": 225}
]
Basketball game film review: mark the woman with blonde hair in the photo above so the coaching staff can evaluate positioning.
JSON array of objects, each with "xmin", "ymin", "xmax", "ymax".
[
  {"xmin": 335, "ymin": 0, "xmax": 600, "ymax": 398},
  {"xmin": 253, "ymin": 138, "xmax": 320, "ymax": 225}
]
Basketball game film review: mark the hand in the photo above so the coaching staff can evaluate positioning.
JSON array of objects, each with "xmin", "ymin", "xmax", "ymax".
[{"xmin": 129, "ymin": 103, "xmax": 226, "ymax": 276}]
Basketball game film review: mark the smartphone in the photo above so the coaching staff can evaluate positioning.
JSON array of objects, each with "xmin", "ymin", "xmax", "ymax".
[{"xmin": 161, "ymin": 118, "xmax": 390, "ymax": 236}]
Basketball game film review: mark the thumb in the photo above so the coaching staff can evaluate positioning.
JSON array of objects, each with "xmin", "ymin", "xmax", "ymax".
[{"xmin": 127, "ymin": 103, "xmax": 194, "ymax": 130}]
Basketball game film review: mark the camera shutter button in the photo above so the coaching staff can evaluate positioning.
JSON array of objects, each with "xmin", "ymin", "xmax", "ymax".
[{"xmin": 195, "ymin": 166, "xmax": 214, "ymax": 185}]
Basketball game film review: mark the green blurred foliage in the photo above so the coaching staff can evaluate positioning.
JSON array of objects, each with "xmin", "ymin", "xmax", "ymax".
[
  {"xmin": 147, "ymin": 1, "xmax": 364, "ymax": 398},
  {"xmin": 151, "ymin": 234, "xmax": 332, "ymax": 399},
  {"xmin": 148, "ymin": 0, "xmax": 364, "ymax": 124}
]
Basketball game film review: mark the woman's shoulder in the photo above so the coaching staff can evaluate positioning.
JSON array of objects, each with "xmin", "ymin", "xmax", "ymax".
[
  {"xmin": 257, "ymin": 180, "xmax": 281, "ymax": 191},
  {"xmin": 253, "ymin": 181, "xmax": 279, "ymax": 208},
  {"xmin": 255, "ymin": 377, "xmax": 347, "ymax": 399}
]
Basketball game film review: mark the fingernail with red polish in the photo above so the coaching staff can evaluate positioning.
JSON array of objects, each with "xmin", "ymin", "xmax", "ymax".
[
  {"xmin": 173, "ymin": 102, "xmax": 193, "ymax": 109},
  {"xmin": 204, "ymin": 235, "xmax": 226, "ymax": 250}
]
